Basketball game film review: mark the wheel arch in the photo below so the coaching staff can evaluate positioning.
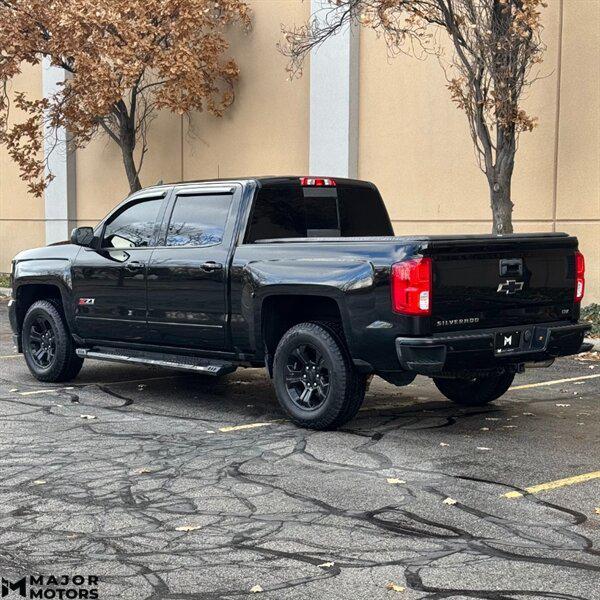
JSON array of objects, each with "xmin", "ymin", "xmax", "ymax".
[{"xmin": 259, "ymin": 293, "xmax": 351, "ymax": 376}]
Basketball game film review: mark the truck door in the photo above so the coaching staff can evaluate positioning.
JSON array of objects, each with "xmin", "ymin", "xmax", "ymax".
[
  {"xmin": 71, "ymin": 194, "xmax": 166, "ymax": 342},
  {"xmin": 146, "ymin": 186, "xmax": 237, "ymax": 350}
]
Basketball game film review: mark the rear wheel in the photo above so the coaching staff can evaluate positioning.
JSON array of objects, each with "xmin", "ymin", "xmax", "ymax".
[
  {"xmin": 22, "ymin": 300, "xmax": 84, "ymax": 382},
  {"xmin": 273, "ymin": 322, "xmax": 366, "ymax": 430},
  {"xmin": 433, "ymin": 372, "xmax": 515, "ymax": 406}
]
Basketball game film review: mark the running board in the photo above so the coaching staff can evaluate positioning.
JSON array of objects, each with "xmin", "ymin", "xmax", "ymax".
[{"xmin": 75, "ymin": 347, "xmax": 236, "ymax": 376}]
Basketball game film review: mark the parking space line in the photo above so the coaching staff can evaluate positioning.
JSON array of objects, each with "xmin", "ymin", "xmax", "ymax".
[
  {"xmin": 503, "ymin": 470, "xmax": 600, "ymax": 499},
  {"xmin": 219, "ymin": 421, "xmax": 282, "ymax": 433},
  {"xmin": 511, "ymin": 373, "xmax": 600, "ymax": 390},
  {"xmin": 0, "ymin": 354, "xmax": 19, "ymax": 359}
]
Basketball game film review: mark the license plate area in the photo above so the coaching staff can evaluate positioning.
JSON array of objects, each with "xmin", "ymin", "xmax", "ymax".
[{"xmin": 494, "ymin": 330, "xmax": 522, "ymax": 354}]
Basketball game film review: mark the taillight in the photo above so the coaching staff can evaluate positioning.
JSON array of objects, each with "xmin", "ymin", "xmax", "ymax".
[
  {"xmin": 391, "ymin": 257, "xmax": 432, "ymax": 315},
  {"xmin": 574, "ymin": 251, "xmax": 585, "ymax": 302},
  {"xmin": 299, "ymin": 177, "xmax": 336, "ymax": 187}
]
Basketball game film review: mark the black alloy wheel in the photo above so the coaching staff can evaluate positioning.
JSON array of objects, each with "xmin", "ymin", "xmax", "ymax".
[
  {"xmin": 284, "ymin": 343, "xmax": 331, "ymax": 411},
  {"xmin": 28, "ymin": 315, "xmax": 57, "ymax": 368}
]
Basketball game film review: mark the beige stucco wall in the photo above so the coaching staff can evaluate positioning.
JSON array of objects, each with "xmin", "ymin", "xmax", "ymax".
[
  {"xmin": 0, "ymin": 63, "xmax": 45, "ymax": 267},
  {"xmin": 0, "ymin": 0, "xmax": 598, "ymax": 303}
]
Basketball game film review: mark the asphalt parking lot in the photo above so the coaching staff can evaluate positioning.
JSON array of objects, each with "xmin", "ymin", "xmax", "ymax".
[{"xmin": 0, "ymin": 298, "xmax": 599, "ymax": 599}]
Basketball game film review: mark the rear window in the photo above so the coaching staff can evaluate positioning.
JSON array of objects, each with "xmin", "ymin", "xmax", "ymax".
[{"xmin": 245, "ymin": 182, "xmax": 393, "ymax": 242}]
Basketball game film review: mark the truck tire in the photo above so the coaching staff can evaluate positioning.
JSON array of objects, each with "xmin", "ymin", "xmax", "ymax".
[
  {"xmin": 22, "ymin": 300, "xmax": 84, "ymax": 383},
  {"xmin": 433, "ymin": 372, "xmax": 515, "ymax": 406},
  {"xmin": 273, "ymin": 322, "xmax": 367, "ymax": 430}
]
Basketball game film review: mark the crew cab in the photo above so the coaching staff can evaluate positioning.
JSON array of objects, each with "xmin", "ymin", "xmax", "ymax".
[{"xmin": 9, "ymin": 177, "xmax": 591, "ymax": 429}]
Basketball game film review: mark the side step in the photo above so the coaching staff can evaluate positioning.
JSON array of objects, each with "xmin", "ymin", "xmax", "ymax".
[{"xmin": 75, "ymin": 346, "xmax": 237, "ymax": 376}]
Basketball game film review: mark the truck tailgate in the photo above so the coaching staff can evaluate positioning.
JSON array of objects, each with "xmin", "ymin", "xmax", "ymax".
[{"xmin": 420, "ymin": 234, "xmax": 579, "ymax": 332}]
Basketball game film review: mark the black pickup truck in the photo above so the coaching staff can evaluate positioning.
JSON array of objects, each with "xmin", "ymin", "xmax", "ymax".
[{"xmin": 9, "ymin": 177, "xmax": 590, "ymax": 429}]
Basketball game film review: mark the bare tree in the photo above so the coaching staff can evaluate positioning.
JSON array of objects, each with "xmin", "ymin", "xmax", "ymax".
[
  {"xmin": 280, "ymin": 0, "xmax": 547, "ymax": 234},
  {"xmin": 0, "ymin": 0, "xmax": 251, "ymax": 196}
]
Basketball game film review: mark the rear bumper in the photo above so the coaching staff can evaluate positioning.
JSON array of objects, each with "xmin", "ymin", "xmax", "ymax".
[{"xmin": 395, "ymin": 321, "xmax": 591, "ymax": 375}]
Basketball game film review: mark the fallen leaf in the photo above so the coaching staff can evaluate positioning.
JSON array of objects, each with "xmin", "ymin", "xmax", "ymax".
[
  {"xmin": 80, "ymin": 414, "xmax": 96, "ymax": 420},
  {"xmin": 386, "ymin": 582, "xmax": 406, "ymax": 592},
  {"xmin": 594, "ymin": 507, "xmax": 600, "ymax": 515},
  {"xmin": 250, "ymin": 585, "xmax": 263, "ymax": 593},
  {"xmin": 442, "ymin": 497, "xmax": 457, "ymax": 505},
  {"xmin": 439, "ymin": 442, "xmax": 449, "ymax": 447},
  {"xmin": 135, "ymin": 468, "xmax": 152, "ymax": 475},
  {"xmin": 387, "ymin": 478, "xmax": 406, "ymax": 485},
  {"xmin": 480, "ymin": 427, "xmax": 490, "ymax": 431},
  {"xmin": 175, "ymin": 525, "xmax": 202, "ymax": 532},
  {"xmin": 477, "ymin": 447, "xmax": 491, "ymax": 451},
  {"xmin": 32, "ymin": 480, "xmax": 46, "ymax": 485},
  {"xmin": 318, "ymin": 561, "xmax": 334, "ymax": 568}
]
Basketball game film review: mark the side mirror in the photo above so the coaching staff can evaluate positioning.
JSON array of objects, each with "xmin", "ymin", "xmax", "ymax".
[{"xmin": 70, "ymin": 226, "xmax": 95, "ymax": 247}]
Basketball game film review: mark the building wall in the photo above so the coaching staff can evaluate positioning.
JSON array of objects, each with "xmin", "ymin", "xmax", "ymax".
[
  {"xmin": 0, "ymin": 63, "xmax": 45, "ymax": 268},
  {"xmin": 0, "ymin": 0, "xmax": 598, "ymax": 302}
]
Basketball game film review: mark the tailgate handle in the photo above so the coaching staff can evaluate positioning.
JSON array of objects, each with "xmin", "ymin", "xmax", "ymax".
[{"xmin": 500, "ymin": 258, "xmax": 523, "ymax": 277}]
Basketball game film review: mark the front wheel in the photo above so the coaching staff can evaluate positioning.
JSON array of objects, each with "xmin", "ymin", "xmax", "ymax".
[
  {"xmin": 22, "ymin": 300, "xmax": 84, "ymax": 382},
  {"xmin": 433, "ymin": 372, "xmax": 515, "ymax": 406},
  {"xmin": 273, "ymin": 322, "xmax": 366, "ymax": 430}
]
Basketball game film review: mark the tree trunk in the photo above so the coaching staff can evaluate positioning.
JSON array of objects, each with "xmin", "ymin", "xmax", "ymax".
[
  {"xmin": 488, "ymin": 168, "xmax": 514, "ymax": 235},
  {"xmin": 121, "ymin": 139, "xmax": 141, "ymax": 193}
]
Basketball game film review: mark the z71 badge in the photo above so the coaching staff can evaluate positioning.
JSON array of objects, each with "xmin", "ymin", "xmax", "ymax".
[{"xmin": 78, "ymin": 298, "xmax": 95, "ymax": 305}]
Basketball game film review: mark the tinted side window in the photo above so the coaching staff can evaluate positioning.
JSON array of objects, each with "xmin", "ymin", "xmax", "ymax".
[
  {"xmin": 102, "ymin": 198, "xmax": 163, "ymax": 248},
  {"xmin": 166, "ymin": 194, "xmax": 233, "ymax": 247}
]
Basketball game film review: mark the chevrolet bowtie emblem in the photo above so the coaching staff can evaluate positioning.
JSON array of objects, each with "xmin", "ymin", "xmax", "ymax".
[{"xmin": 497, "ymin": 279, "xmax": 524, "ymax": 295}]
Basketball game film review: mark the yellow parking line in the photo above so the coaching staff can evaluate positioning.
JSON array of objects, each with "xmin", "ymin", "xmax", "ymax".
[
  {"xmin": 219, "ymin": 421, "xmax": 282, "ymax": 433},
  {"xmin": 18, "ymin": 388, "xmax": 59, "ymax": 396},
  {"xmin": 503, "ymin": 470, "xmax": 600, "ymax": 499},
  {"xmin": 511, "ymin": 373, "xmax": 600, "ymax": 390}
]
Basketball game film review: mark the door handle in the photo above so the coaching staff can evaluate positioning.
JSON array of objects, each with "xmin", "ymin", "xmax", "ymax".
[
  {"xmin": 124, "ymin": 260, "xmax": 145, "ymax": 272},
  {"xmin": 201, "ymin": 261, "xmax": 223, "ymax": 272}
]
